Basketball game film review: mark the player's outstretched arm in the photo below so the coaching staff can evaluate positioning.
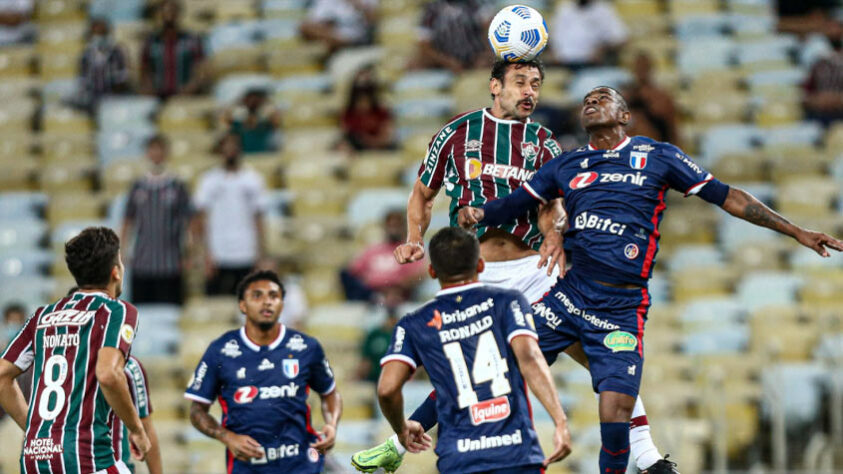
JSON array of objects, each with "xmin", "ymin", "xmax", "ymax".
[
  {"xmin": 140, "ymin": 416, "xmax": 163, "ymax": 474},
  {"xmin": 720, "ymin": 187, "xmax": 843, "ymax": 257},
  {"xmin": 96, "ymin": 348, "xmax": 150, "ymax": 461},
  {"xmin": 377, "ymin": 361, "xmax": 432, "ymax": 453},
  {"xmin": 310, "ymin": 389, "xmax": 342, "ymax": 453},
  {"xmin": 537, "ymin": 198, "xmax": 567, "ymax": 277},
  {"xmin": 510, "ymin": 336, "xmax": 573, "ymax": 466},
  {"xmin": 395, "ymin": 179, "xmax": 440, "ymax": 264},
  {"xmin": 458, "ymin": 187, "xmax": 542, "ymax": 229},
  {"xmin": 0, "ymin": 359, "xmax": 27, "ymax": 429},
  {"xmin": 189, "ymin": 401, "xmax": 264, "ymax": 461}
]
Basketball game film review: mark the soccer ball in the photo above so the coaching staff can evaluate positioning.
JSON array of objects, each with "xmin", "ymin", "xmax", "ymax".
[{"xmin": 487, "ymin": 5, "xmax": 549, "ymax": 62}]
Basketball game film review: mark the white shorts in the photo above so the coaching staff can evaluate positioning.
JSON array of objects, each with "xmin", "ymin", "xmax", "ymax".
[
  {"xmin": 94, "ymin": 461, "xmax": 132, "ymax": 474},
  {"xmin": 480, "ymin": 254, "xmax": 560, "ymax": 304}
]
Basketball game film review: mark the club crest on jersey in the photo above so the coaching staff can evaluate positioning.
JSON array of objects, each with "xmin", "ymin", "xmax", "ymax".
[
  {"xmin": 282, "ymin": 359, "xmax": 300, "ymax": 378},
  {"xmin": 521, "ymin": 141, "xmax": 540, "ymax": 164},
  {"xmin": 221, "ymin": 339, "xmax": 242, "ymax": 358},
  {"xmin": 569, "ymin": 171, "xmax": 598, "ymax": 190},
  {"xmin": 286, "ymin": 334, "xmax": 307, "ymax": 352},
  {"xmin": 624, "ymin": 243, "xmax": 640, "ymax": 259},
  {"xmin": 258, "ymin": 358, "xmax": 275, "ymax": 371},
  {"xmin": 630, "ymin": 151, "xmax": 648, "ymax": 169}
]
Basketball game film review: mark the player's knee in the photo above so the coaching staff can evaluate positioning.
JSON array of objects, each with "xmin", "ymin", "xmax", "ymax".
[{"xmin": 598, "ymin": 391, "xmax": 636, "ymax": 423}]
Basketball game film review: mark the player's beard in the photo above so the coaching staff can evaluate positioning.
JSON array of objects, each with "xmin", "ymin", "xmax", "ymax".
[
  {"xmin": 514, "ymin": 98, "xmax": 535, "ymax": 120},
  {"xmin": 257, "ymin": 320, "xmax": 276, "ymax": 332}
]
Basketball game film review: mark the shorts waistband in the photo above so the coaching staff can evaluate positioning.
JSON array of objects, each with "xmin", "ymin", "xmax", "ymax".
[
  {"xmin": 565, "ymin": 268, "xmax": 647, "ymax": 298},
  {"xmin": 482, "ymin": 254, "xmax": 540, "ymax": 269}
]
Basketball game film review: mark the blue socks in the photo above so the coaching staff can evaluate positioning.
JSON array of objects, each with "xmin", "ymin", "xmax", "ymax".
[
  {"xmin": 600, "ymin": 422, "xmax": 630, "ymax": 473},
  {"xmin": 408, "ymin": 390, "xmax": 438, "ymax": 431}
]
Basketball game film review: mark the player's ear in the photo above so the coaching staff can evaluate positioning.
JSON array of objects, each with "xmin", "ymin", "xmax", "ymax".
[
  {"xmin": 476, "ymin": 258, "xmax": 485, "ymax": 274},
  {"xmin": 428, "ymin": 264, "xmax": 437, "ymax": 280},
  {"xmin": 489, "ymin": 78, "xmax": 501, "ymax": 99},
  {"xmin": 238, "ymin": 300, "xmax": 247, "ymax": 314},
  {"xmin": 619, "ymin": 109, "xmax": 631, "ymax": 126}
]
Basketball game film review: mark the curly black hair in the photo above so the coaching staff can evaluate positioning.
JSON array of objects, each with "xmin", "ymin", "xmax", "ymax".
[
  {"xmin": 236, "ymin": 270, "xmax": 286, "ymax": 301},
  {"xmin": 64, "ymin": 227, "xmax": 121, "ymax": 288}
]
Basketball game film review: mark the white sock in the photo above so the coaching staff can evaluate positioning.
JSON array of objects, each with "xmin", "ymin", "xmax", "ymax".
[
  {"xmin": 389, "ymin": 434, "xmax": 407, "ymax": 455},
  {"xmin": 594, "ymin": 393, "xmax": 662, "ymax": 470}
]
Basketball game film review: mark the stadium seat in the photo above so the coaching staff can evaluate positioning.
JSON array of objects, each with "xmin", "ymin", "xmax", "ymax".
[
  {"xmin": 97, "ymin": 127, "xmax": 157, "ymax": 164},
  {"xmin": 680, "ymin": 324, "xmax": 749, "ymax": 355},
  {"xmin": 88, "ymin": 0, "xmax": 143, "ymax": 23},
  {"xmin": 778, "ymin": 176, "xmax": 837, "ymax": 216},
  {"xmin": 666, "ymin": 244, "xmax": 724, "ymax": 272},
  {"xmin": 567, "ymin": 67, "xmax": 633, "ymax": 100},
  {"xmin": 761, "ymin": 364, "xmax": 826, "ymax": 422},
  {"xmin": 0, "ymin": 158, "xmax": 37, "ymax": 191},
  {"xmin": 0, "ymin": 46, "xmax": 34, "ymax": 78},
  {"xmin": 0, "ymin": 250, "xmax": 53, "ymax": 280},
  {"xmin": 97, "ymin": 97, "xmax": 160, "ymax": 131},
  {"xmin": 261, "ymin": 0, "xmax": 307, "ymax": 20},
  {"xmin": 680, "ymin": 297, "xmax": 746, "ymax": 328},
  {"xmin": 677, "ymin": 37, "xmax": 734, "ymax": 75},
  {"xmin": 291, "ymin": 187, "xmax": 350, "ymax": 218},
  {"xmin": 669, "ymin": 0, "xmax": 719, "ymax": 17},
  {"xmin": 0, "ymin": 275, "xmax": 56, "ymax": 312},
  {"xmin": 737, "ymin": 271, "xmax": 803, "ymax": 311},
  {"xmin": 0, "ymin": 192, "xmax": 46, "ymax": 219},
  {"xmin": 675, "ymin": 14, "xmax": 729, "ymax": 41},
  {"xmin": 394, "ymin": 95, "xmax": 455, "ymax": 127},
  {"xmin": 348, "ymin": 153, "xmax": 406, "ymax": 188},
  {"xmin": 213, "ymin": 74, "xmax": 275, "ymax": 105},
  {"xmin": 735, "ymin": 36, "xmax": 796, "ymax": 70},
  {"xmin": 208, "ymin": 21, "xmax": 260, "ymax": 54},
  {"xmin": 346, "ymin": 188, "xmax": 409, "ymax": 228},
  {"xmin": 728, "ymin": 13, "xmax": 774, "ymax": 37},
  {"xmin": 671, "ymin": 268, "xmax": 735, "ymax": 302},
  {"xmin": 0, "ymin": 218, "xmax": 47, "ymax": 252},
  {"xmin": 39, "ymin": 161, "xmax": 94, "ymax": 193}
]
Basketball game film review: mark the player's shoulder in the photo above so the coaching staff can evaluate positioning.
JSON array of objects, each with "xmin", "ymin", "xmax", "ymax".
[
  {"xmin": 432, "ymin": 109, "xmax": 483, "ymax": 138},
  {"xmin": 629, "ymin": 136, "xmax": 686, "ymax": 159},
  {"xmin": 94, "ymin": 297, "xmax": 137, "ymax": 319},
  {"xmin": 206, "ymin": 328, "xmax": 244, "ymax": 353},
  {"xmin": 283, "ymin": 327, "xmax": 323, "ymax": 351}
]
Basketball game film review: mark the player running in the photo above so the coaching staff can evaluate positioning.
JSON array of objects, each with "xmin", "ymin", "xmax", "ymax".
[
  {"xmin": 458, "ymin": 86, "xmax": 843, "ymax": 473},
  {"xmin": 353, "ymin": 60, "xmax": 673, "ymax": 473},
  {"xmin": 377, "ymin": 227, "xmax": 572, "ymax": 473},
  {"xmin": 110, "ymin": 356, "xmax": 162, "ymax": 474},
  {"xmin": 185, "ymin": 270, "xmax": 342, "ymax": 473},
  {"xmin": 0, "ymin": 226, "xmax": 151, "ymax": 473}
]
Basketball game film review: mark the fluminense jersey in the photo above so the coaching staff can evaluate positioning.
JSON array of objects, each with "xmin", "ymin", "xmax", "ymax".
[
  {"xmin": 184, "ymin": 326, "xmax": 336, "ymax": 473},
  {"xmin": 1, "ymin": 291, "xmax": 139, "ymax": 473},
  {"xmin": 516, "ymin": 136, "xmax": 729, "ymax": 285},
  {"xmin": 382, "ymin": 283, "xmax": 545, "ymax": 473},
  {"xmin": 111, "ymin": 356, "xmax": 152, "ymax": 471},
  {"xmin": 418, "ymin": 108, "xmax": 563, "ymax": 250}
]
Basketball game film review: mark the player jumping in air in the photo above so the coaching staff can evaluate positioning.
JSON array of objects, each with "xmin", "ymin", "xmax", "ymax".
[
  {"xmin": 377, "ymin": 227, "xmax": 572, "ymax": 473},
  {"xmin": 353, "ymin": 60, "xmax": 675, "ymax": 473},
  {"xmin": 185, "ymin": 270, "xmax": 342, "ymax": 473},
  {"xmin": 0, "ymin": 227, "xmax": 151, "ymax": 473},
  {"xmin": 458, "ymin": 86, "xmax": 843, "ymax": 473}
]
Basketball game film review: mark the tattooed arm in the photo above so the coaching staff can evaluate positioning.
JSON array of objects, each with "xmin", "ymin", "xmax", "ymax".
[{"xmin": 720, "ymin": 187, "xmax": 843, "ymax": 257}]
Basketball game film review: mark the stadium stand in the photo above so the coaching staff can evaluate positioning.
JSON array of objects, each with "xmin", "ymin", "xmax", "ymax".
[{"xmin": 0, "ymin": 1, "xmax": 841, "ymax": 473}]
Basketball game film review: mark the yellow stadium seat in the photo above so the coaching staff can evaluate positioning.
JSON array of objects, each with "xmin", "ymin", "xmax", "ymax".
[
  {"xmin": 800, "ymin": 274, "xmax": 843, "ymax": 305},
  {"xmin": 102, "ymin": 159, "xmax": 145, "ymax": 197},
  {"xmin": 0, "ymin": 105, "xmax": 33, "ymax": 133},
  {"xmin": 0, "ymin": 135, "xmax": 32, "ymax": 158},
  {"xmin": 0, "ymin": 46, "xmax": 34, "ymax": 78},
  {"xmin": 283, "ymin": 128, "xmax": 342, "ymax": 155},
  {"xmin": 0, "ymin": 156, "xmax": 36, "ymax": 190},
  {"xmin": 668, "ymin": 0, "xmax": 719, "ymax": 17},
  {"xmin": 36, "ymin": 0, "xmax": 86, "ymax": 22},
  {"xmin": 710, "ymin": 151, "xmax": 767, "ymax": 182},
  {"xmin": 616, "ymin": 0, "xmax": 662, "ymax": 18},
  {"xmin": 266, "ymin": 43, "xmax": 325, "ymax": 78},
  {"xmin": 777, "ymin": 176, "xmax": 837, "ymax": 216},
  {"xmin": 825, "ymin": 122, "xmax": 843, "ymax": 152},
  {"xmin": 244, "ymin": 157, "xmax": 282, "ymax": 188},
  {"xmin": 158, "ymin": 97, "xmax": 213, "ymax": 132},
  {"xmin": 39, "ymin": 161, "xmax": 94, "ymax": 193},
  {"xmin": 182, "ymin": 296, "xmax": 239, "ymax": 326},
  {"xmin": 377, "ymin": 15, "xmax": 419, "ymax": 48},
  {"xmin": 682, "ymin": 92, "xmax": 750, "ymax": 125},
  {"xmin": 671, "ymin": 267, "xmax": 736, "ymax": 303},
  {"xmin": 45, "ymin": 192, "xmax": 104, "ymax": 225},
  {"xmin": 302, "ymin": 268, "xmax": 343, "ymax": 304},
  {"xmin": 283, "ymin": 97, "xmax": 339, "ymax": 129},
  {"xmin": 283, "ymin": 157, "xmax": 344, "ymax": 190},
  {"xmin": 210, "ymin": 47, "xmax": 264, "ymax": 77},
  {"xmin": 766, "ymin": 145, "xmax": 829, "ymax": 183},
  {"xmin": 751, "ymin": 318, "xmax": 819, "ymax": 360},
  {"xmin": 348, "ymin": 153, "xmax": 405, "ymax": 188},
  {"xmin": 41, "ymin": 133, "xmax": 94, "ymax": 159},
  {"xmin": 215, "ymin": 0, "xmax": 257, "ymax": 21},
  {"xmin": 754, "ymin": 101, "xmax": 802, "ymax": 126},
  {"xmin": 43, "ymin": 106, "xmax": 92, "ymax": 134},
  {"xmin": 167, "ymin": 132, "xmax": 215, "ymax": 161}
]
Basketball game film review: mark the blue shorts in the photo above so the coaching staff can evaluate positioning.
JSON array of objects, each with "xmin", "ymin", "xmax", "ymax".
[
  {"xmin": 531, "ymin": 270, "xmax": 649, "ymax": 398},
  {"xmin": 471, "ymin": 464, "xmax": 544, "ymax": 474}
]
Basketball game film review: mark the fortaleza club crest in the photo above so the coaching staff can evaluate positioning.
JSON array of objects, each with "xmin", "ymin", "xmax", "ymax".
[
  {"xmin": 282, "ymin": 359, "xmax": 299, "ymax": 378},
  {"xmin": 629, "ymin": 151, "xmax": 648, "ymax": 169},
  {"xmin": 521, "ymin": 142, "xmax": 540, "ymax": 164},
  {"xmin": 603, "ymin": 330, "xmax": 638, "ymax": 353}
]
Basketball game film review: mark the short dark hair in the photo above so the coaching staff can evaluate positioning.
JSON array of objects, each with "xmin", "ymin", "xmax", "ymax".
[
  {"xmin": 3, "ymin": 303, "xmax": 26, "ymax": 320},
  {"xmin": 64, "ymin": 227, "xmax": 121, "ymax": 288},
  {"xmin": 490, "ymin": 59, "xmax": 545, "ymax": 100},
  {"xmin": 584, "ymin": 86, "xmax": 629, "ymax": 113},
  {"xmin": 428, "ymin": 227, "xmax": 479, "ymax": 281},
  {"xmin": 146, "ymin": 134, "xmax": 169, "ymax": 150},
  {"xmin": 237, "ymin": 270, "xmax": 285, "ymax": 301}
]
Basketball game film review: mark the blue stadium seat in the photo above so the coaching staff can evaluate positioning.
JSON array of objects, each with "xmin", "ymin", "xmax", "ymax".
[
  {"xmin": 813, "ymin": 333, "xmax": 843, "ymax": 361},
  {"xmin": 667, "ymin": 244, "xmax": 724, "ymax": 272},
  {"xmin": 97, "ymin": 127, "xmax": 157, "ymax": 164},
  {"xmin": 761, "ymin": 363, "xmax": 825, "ymax": 423},
  {"xmin": 680, "ymin": 324, "xmax": 749, "ymax": 355},
  {"xmin": 567, "ymin": 67, "xmax": 632, "ymax": 100},
  {"xmin": 681, "ymin": 297, "xmax": 747, "ymax": 327},
  {"xmin": 718, "ymin": 213, "xmax": 781, "ymax": 250},
  {"xmin": 42, "ymin": 78, "xmax": 79, "ymax": 104},
  {"xmin": 0, "ymin": 250, "xmax": 53, "ymax": 280},
  {"xmin": 747, "ymin": 68, "xmax": 807, "ymax": 89},
  {"xmin": 735, "ymin": 36, "xmax": 797, "ymax": 66},
  {"xmin": 737, "ymin": 271, "xmax": 803, "ymax": 311},
  {"xmin": 675, "ymin": 14, "xmax": 729, "ymax": 41},
  {"xmin": 276, "ymin": 74, "xmax": 333, "ymax": 95},
  {"xmin": 789, "ymin": 246, "xmax": 843, "ymax": 270},
  {"xmin": 97, "ymin": 97, "xmax": 159, "ymax": 131},
  {"xmin": 89, "ymin": 0, "xmax": 144, "ymax": 23},
  {"xmin": 394, "ymin": 70, "xmax": 455, "ymax": 93},
  {"xmin": 394, "ymin": 96, "xmax": 455, "ymax": 122},
  {"xmin": 209, "ymin": 21, "xmax": 261, "ymax": 54},
  {"xmin": 346, "ymin": 188, "xmax": 408, "ymax": 227},
  {"xmin": 727, "ymin": 13, "xmax": 774, "ymax": 36},
  {"xmin": 799, "ymin": 32, "xmax": 833, "ymax": 67},
  {"xmin": 759, "ymin": 121, "xmax": 823, "ymax": 148},
  {"xmin": 214, "ymin": 74, "xmax": 275, "ymax": 105},
  {"xmin": 257, "ymin": 18, "xmax": 301, "ymax": 41},
  {"xmin": 699, "ymin": 123, "xmax": 760, "ymax": 165},
  {"xmin": 0, "ymin": 218, "xmax": 47, "ymax": 252},
  {"xmin": 51, "ymin": 220, "xmax": 111, "ymax": 250},
  {"xmin": 0, "ymin": 275, "xmax": 56, "ymax": 312},
  {"xmin": 677, "ymin": 38, "xmax": 735, "ymax": 75},
  {"xmin": 648, "ymin": 272, "xmax": 671, "ymax": 304},
  {"xmin": 0, "ymin": 192, "xmax": 46, "ymax": 219}
]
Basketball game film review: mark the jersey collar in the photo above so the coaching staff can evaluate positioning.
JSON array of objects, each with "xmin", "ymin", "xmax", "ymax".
[
  {"xmin": 587, "ymin": 135, "xmax": 631, "ymax": 151},
  {"xmin": 483, "ymin": 108, "xmax": 532, "ymax": 125},
  {"xmin": 436, "ymin": 282, "xmax": 484, "ymax": 296},
  {"xmin": 239, "ymin": 325, "xmax": 286, "ymax": 352}
]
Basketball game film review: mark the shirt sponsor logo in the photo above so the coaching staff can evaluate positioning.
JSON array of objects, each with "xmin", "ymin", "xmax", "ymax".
[
  {"xmin": 465, "ymin": 160, "xmax": 537, "ymax": 182},
  {"xmin": 438, "ymin": 315, "xmax": 493, "ymax": 343},
  {"xmin": 221, "ymin": 339, "xmax": 242, "ymax": 358},
  {"xmin": 603, "ymin": 330, "xmax": 638, "ymax": 353},
  {"xmin": 250, "ymin": 444, "xmax": 300, "ymax": 465},
  {"xmin": 286, "ymin": 334, "xmax": 307, "ymax": 351},
  {"xmin": 234, "ymin": 385, "xmax": 259, "ymax": 404},
  {"xmin": 282, "ymin": 359, "xmax": 299, "ymax": 378},
  {"xmin": 470, "ymin": 396, "xmax": 511, "ymax": 425},
  {"xmin": 603, "ymin": 151, "xmax": 620, "ymax": 159},
  {"xmin": 189, "ymin": 361, "xmax": 207, "ymax": 390},
  {"xmin": 675, "ymin": 152, "xmax": 703, "ymax": 175},
  {"xmin": 234, "ymin": 383, "xmax": 301, "ymax": 403},
  {"xmin": 426, "ymin": 126, "xmax": 454, "ymax": 169},
  {"xmin": 308, "ymin": 447, "xmax": 320, "ymax": 463},
  {"xmin": 624, "ymin": 243, "xmax": 640, "ymax": 259},
  {"xmin": 439, "ymin": 298, "xmax": 494, "ymax": 325},
  {"xmin": 544, "ymin": 139, "xmax": 562, "ymax": 156},
  {"xmin": 427, "ymin": 310, "xmax": 443, "ymax": 330},
  {"xmin": 573, "ymin": 212, "xmax": 627, "ymax": 236},
  {"xmin": 43, "ymin": 333, "xmax": 80, "ymax": 348},
  {"xmin": 580, "ymin": 158, "xmax": 589, "ymax": 168},
  {"xmin": 569, "ymin": 171, "xmax": 598, "ymax": 189},
  {"xmin": 258, "ymin": 358, "xmax": 275, "ymax": 371},
  {"xmin": 23, "ymin": 438, "xmax": 63, "ymax": 460},
  {"xmin": 629, "ymin": 151, "xmax": 648, "ymax": 169},
  {"xmin": 37, "ymin": 310, "xmax": 95, "ymax": 329},
  {"xmin": 457, "ymin": 429, "xmax": 523, "ymax": 453},
  {"xmin": 634, "ymin": 144, "xmax": 655, "ymax": 152},
  {"xmin": 550, "ymin": 292, "xmax": 620, "ymax": 330},
  {"xmin": 393, "ymin": 326, "xmax": 405, "ymax": 352}
]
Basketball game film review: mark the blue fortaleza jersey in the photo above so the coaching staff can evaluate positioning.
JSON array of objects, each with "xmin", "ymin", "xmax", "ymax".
[
  {"xmin": 185, "ymin": 326, "xmax": 335, "ymax": 473},
  {"xmin": 483, "ymin": 136, "xmax": 729, "ymax": 286},
  {"xmin": 382, "ymin": 283, "xmax": 545, "ymax": 474}
]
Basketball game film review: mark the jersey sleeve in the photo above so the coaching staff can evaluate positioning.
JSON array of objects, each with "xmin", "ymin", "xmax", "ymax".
[
  {"xmin": 307, "ymin": 340, "xmax": 337, "ymax": 395},
  {"xmin": 663, "ymin": 145, "xmax": 729, "ymax": 205},
  {"xmin": 125, "ymin": 357, "xmax": 153, "ymax": 418},
  {"xmin": 523, "ymin": 157, "xmax": 562, "ymax": 204},
  {"xmin": 102, "ymin": 301, "xmax": 138, "ymax": 359},
  {"xmin": 379, "ymin": 320, "xmax": 420, "ymax": 370},
  {"xmin": 184, "ymin": 345, "xmax": 221, "ymax": 405},
  {"xmin": 1, "ymin": 307, "xmax": 42, "ymax": 371},
  {"xmin": 417, "ymin": 126, "xmax": 457, "ymax": 190},
  {"xmin": 538, "ymin": 133, "xmax": 563, "ymax": 168},
  {"xmin": 500, "ymin": 293, "xmax": 538, "ymax": 345}
]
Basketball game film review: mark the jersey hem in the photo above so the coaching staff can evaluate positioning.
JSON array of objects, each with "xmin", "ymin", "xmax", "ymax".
[
  {"xmin": 184, "ymin": 392, "xmax": 213, "ymax": 404},
  {"xmin": 507, "ymin": 330, "xmax": 539, "ymax": 344},
  {"xmin": 380, "ymin": 354, "xmax": 417, "ymax": 370}
]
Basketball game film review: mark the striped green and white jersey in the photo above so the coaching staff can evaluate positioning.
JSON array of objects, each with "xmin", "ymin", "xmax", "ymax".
[
  {"xmin": 110, "ymin": 356, "xmax": 152, "ymax": 470},
  {"xmin": 418, "ymin": 108, "xmax": 563, "ymax": 250},
  {"xmin": 2, "ymin": 291, "xmax": 139, "ymax": 474}
]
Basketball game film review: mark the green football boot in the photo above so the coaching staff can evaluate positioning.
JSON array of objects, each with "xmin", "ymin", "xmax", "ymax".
[{"xmin": 351, "ymin": 438, "xmax": 404, "ymax": 473}]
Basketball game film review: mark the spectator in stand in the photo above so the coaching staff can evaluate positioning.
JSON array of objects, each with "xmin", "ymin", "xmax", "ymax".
[
  {"xmin": 221, "ymin": 88, "xmax": 282, "ymax": 154},
  {"xmin": 550, "ymin": 0, "xmax": 627, "ymax": 68},
  {"xmin": 804, "ymin": 20, "xmax": 843, "ymax": 127},
  {"xmin": 414, "ymin": 0, "xmax": 493, "ymax": 73},
  {"xmin": 0, "ymin": 0, "xmax": 33, "ymax": 46},
  {"xmin": 624, "ymin": 52, "xmax": 681, "ymax": 146},
  {"xmin": 195, "ymin": 133, "xmax": 269, "ymax": 296},
  {"xmin": 77, "ymin": 17, "xmax": 130, "ymax": 114},
  {"xmin": 356, "ymin": 309, "xmax": 398, "ymax": 383},
  {"xmin": 299, "ymin": 0, "xmax": 377, "ymax": 55},
  {"xmin": 140, "ymin": 0, "xmax": 207, "ymax": 99},
  {"xmin": 340, "ymin": 67, "xmax": 395, "ymax": 151},
  {"xmin": 340, "ymin": 210, "xmax": 426, "ymax": 307},
  {"xmin": 0, "ymin": 303, "xmax": 31, "ymax": 420},
  {"xmin": 120, "ymin": 135, "xmax": 193, "ymax": 305}
]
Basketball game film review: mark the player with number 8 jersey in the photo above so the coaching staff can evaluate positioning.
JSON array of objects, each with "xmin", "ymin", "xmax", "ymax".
[{"xmin": 0, "ymin": 227, "xmax": 146, "ymax": 474}]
